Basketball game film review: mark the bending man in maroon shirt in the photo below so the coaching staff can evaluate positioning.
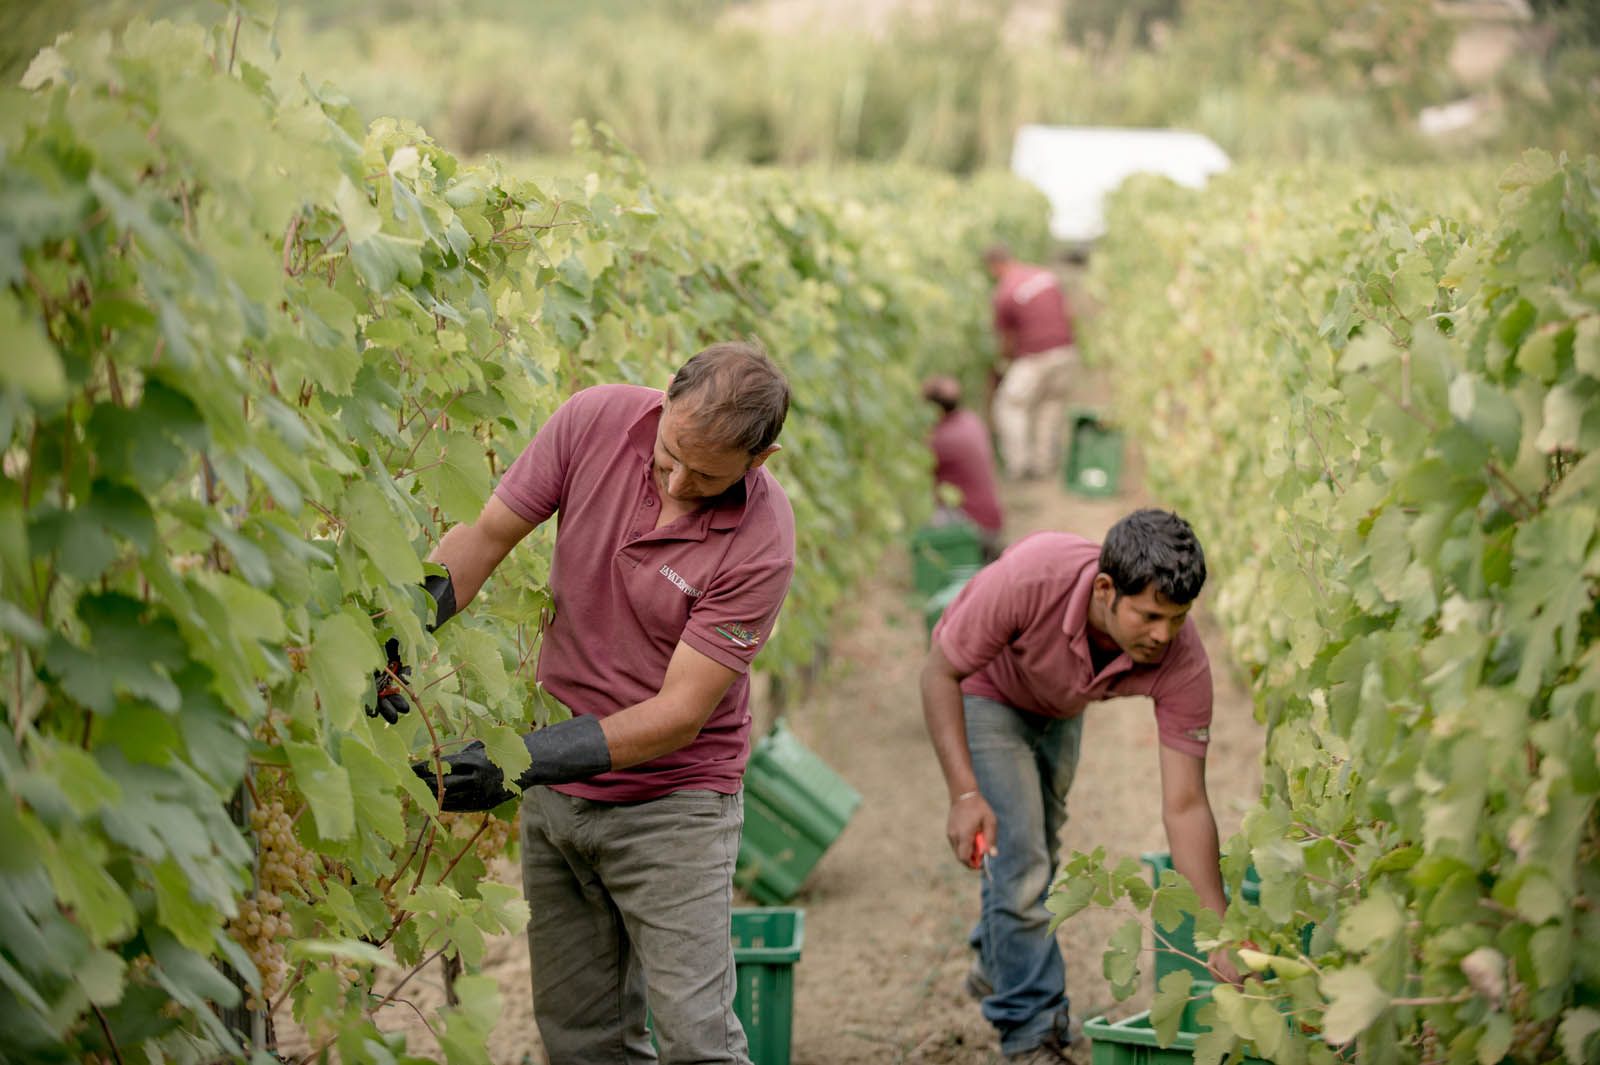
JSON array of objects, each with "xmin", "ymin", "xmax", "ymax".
[
  {"xmin": 920, "ymin": 510, "xmax": 1239, "ymax": 1063},
  {"xmin": 985, "ymin": 243, "xmax": 1076, "ymax": 481},
  {"xmin": 409, "ymin": 342, "xmax": 795, "ymax": 1065},
  {"xmin": 923, "ymin": 375, "xmax": 1005, "ymax": 562}
]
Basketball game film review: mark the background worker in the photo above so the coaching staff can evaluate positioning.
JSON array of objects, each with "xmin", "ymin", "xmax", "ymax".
[
  {"xmin": 984, "ymin": 243, "xmax": 1076, "ymax": 481},
  {"xmin": 919, "ymin": 509, "xmax": 1239, "ymax": 1064},
  {"xmin": 923, "ymin": 374, "xmax": 1005, "ymax": 563},
  {"xmin": 393, "ymin": 341, "xmax": 794, "ymax": 1065}
]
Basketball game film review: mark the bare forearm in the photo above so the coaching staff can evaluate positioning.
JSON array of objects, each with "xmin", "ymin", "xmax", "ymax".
[
  {"xmin": 1164, "ymin": 803, "xmax": 1228, "ymax": 916},
  {"xmin": 429, "ymin": 497, "xmax": 533, "ymax": 608},
  {"xmin": 594, "ymin": 641, "xmax": 735, "ymax": 771},
  {"xmin": 921, "ymin": 661, "xmax": 978, "ymax": 799},
  {"xmin": 597, "ymin": 696, "xmax": 709, "ymax": 770},
  {"xmin": 430, "ymin": 524, "xmax": 495, "ymax": 607}
]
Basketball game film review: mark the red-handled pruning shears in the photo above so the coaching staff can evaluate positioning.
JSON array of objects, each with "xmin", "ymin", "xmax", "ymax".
[{"xmin": 971, "ymin": 829, "xmax": 993, "ymax": 879}]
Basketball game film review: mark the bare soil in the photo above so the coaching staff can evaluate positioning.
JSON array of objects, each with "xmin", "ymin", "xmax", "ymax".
[{"xmin": 341, "ymin": 359, "xmax": 1265, "ymax": 1064}]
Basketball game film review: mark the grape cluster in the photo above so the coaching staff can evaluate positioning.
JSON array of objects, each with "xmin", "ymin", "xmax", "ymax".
[
  {"xmin": 330, "ymin": 958, "xmax": 366, "ymax": 998},
  {"xmin": 254, "ymin": 801, "xmax": 317, "ymax": 896},
  {"xmin": 230, "ymin": 896, "xmax": 289, "ymax": 1010},
  {"xmin": 1416, "ymin": 1022, "xmax": 1442, "ymax": 1064},
  {"xmin": 228, "ymin": 799, "xmax": 317, "ymax": 1011},
  {"xmin": 1507, "ymin": 984, "xmax": 1555, "ymax": 1062},
  {"xmin": 439, "ymin": 811, "xmax": 514, "ymax": 861}
]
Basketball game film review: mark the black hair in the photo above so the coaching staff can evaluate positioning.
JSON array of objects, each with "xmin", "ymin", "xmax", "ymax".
[{"xmin": 1098, "ymin": 509, "xmax": 1207, "ymax": 604}]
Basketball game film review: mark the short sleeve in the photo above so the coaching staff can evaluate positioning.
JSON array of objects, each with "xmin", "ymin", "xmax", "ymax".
[
  {"xmin": 679, "ymin": 484, "xmax": 795, "ymax": 674},
  {"xmin": 493, "ymin": 389, "xmax": 592, "ymax": 524},
  {"xmin": 932, "ymin": 561, "xmax": 1022, "ymax": 676},
  {"xmin": 1150, "ymin": 644, "xmax": 1213, "ymax": 757}
]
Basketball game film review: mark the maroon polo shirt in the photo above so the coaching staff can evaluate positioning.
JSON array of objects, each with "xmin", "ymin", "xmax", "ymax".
[
  {"xmin": 932, "ymin": 531, "xmax": 1212, "ymax": 757},
  {"xmin": 493, "ymin": 384, "xmax": 796, "ymax": 800},
  {"xmin": 930, "ymin": 409, "xmax": 1003, "ymax": 534},
  {"xmin": 992, "ymin": 263, "xmax": 1074, "ymax": 358}
]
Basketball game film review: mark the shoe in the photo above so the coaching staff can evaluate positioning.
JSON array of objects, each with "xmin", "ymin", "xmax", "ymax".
[
  {"xmin": 1004, "ymin": 1040, "xmax": 1071, "ymax": 1064},
  {"xmin": 1004, "ymin": 1019, "xmax": 1085, "ymax": 1064},
  {"xmin": 963, "ymin": 956, "xmax": 993, "ymax": 1000}
]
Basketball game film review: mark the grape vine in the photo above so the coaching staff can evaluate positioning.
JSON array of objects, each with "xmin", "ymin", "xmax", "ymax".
[
  {"xmin": 1053, "ymin": 155, "xmax": 1600, "ymax": 1064},
  {"xmin": 0, "ymin": 10, "xmax": 1050, "ymax": 1062}
]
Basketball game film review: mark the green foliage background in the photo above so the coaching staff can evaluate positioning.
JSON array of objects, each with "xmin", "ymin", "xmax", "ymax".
[{"xmin": 5, "ymin": 0, "xmax": 1597, "ymax": 172}]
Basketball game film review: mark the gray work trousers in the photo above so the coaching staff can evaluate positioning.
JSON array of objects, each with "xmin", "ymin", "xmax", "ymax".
[{"xmin": 520, "ymin": 785, "xmax": 751, "ymax": 1065}]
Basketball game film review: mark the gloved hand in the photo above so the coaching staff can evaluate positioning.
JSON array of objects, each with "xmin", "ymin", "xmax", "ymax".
[
  {"xmin": 412, "ymin": 740, "xmax": 516, "ymax": 812},
  {"xmin": 410, "ymin": 716, "xmax": 613, "ymax": 813},
  {"xmin": 367, "ymin": 637, "xmax": 412, "ymax": 725},
  {"xmin": 364, "ymin": 569, "xmax": 458, "ymax": 725}
]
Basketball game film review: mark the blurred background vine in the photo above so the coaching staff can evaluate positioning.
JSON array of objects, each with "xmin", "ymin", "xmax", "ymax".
[{"xmin": 6, "ymin": 0, "xmax": 1596, "ymax": 174}]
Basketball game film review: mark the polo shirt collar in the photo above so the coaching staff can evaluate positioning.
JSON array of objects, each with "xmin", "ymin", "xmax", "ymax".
[
  {"xmin": 626, "ymin": 397, "xmax": 664, "ymax": 462},
  {"xmin": 708, "ymin": 476, "xmax": 751, "ymax": 530},
  {"xmin": 625, "ymin": 397, "xmax": 752, "ymax": 532}
]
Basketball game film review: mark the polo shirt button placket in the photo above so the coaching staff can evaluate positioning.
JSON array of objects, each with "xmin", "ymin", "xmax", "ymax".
[{"xmin": 632, "ymin": 490, "xmax": 655, "ymax": 541}]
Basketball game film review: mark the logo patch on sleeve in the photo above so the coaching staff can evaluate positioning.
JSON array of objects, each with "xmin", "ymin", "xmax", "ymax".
[
  {"xmin": 714, "ymin": 623, "xmax": 763, "ymax": 649},
  {"xmin": 1185, "ymin": 726, "xmax": 1211, "ymax": 743}
]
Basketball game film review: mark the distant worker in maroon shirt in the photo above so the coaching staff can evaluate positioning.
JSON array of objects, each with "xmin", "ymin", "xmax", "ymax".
[
  {"xmin": 923, "ymin": 374, "xmax": 1005, "ymax": 562},
  {"xmin": 921, "ymin": 510, "xmax": 1240, "ymax": 1063},
  {"xmin": 396, "ymin": 342, "xmax": 794, "ymax": 1065},
  {"xmin": 984, "ymin": 243, "xmax": 1076, "ymax": 481}
]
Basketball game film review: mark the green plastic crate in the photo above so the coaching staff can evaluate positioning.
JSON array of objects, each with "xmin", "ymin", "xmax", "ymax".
[
  {"xmin": 923, "ymin": 566, "xmax": 981, "ymax": 637},
  {"xmin": 736, "ymin": 721, "xmax": 862, "ymax": 905},
  {"xmin": 732, "ymin": 907, "xmax": 804, "ymax": 1065},
  {"xmin": 1063, "ymin": 409, "xmax": 1124, "ymax": 497},
  {"xmin": 649, "ymin": 907, "xmax": 804, "ymax": 1065},
  {"xmin": 910, "ymin": 521, "xmax": 985, "ymax": 598},
  {"xmin": 1085, "ymin": 1005, "xmax": 1268, "ymax": 1065},
  {"xmin": 1141, "ymin": 852, "xmax": 1261, "ymax": 986}
]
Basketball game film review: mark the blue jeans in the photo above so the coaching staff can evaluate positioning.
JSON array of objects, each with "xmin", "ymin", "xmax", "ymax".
[{"xmin": 964, "ymin": 695, "xmax": 1084, "ymax": 1055}]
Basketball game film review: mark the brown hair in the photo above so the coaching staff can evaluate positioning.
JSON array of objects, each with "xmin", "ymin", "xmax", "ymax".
[
  {"xmin": 922, "ymin": 375, "xmax": 961, "ymax": 413},
  {"xmin": 982, "ymin": 242, "xmax": 1013, "ymax": 267},
  {"xmin": 667, "ymin": 340, "xmax": 790, "ymax": 454}
]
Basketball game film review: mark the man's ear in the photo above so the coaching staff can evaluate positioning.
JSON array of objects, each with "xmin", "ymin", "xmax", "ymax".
[
  {"xmin": 1091, "ymin": 572, "xmax": 1114, "ymax": 601},
  {"xmin": 748, "ymin": 444, "xmax": 781, "ymax": 470}
]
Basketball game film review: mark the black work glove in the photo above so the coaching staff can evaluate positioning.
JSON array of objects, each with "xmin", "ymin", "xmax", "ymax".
[
  {"xmin": 410, "ymin": 717, "xmax": 612, "ymax": 813},
  {"xmin": 365, "ymin": 570, "xmax": 458, "ymax": 725},
  {"xmin": 412, "ymin": 740, "xmax": 516, "ymax": 812},
  {"xmin": 367, "ymin": 637, "xmax": 412, "ymax": 725}
]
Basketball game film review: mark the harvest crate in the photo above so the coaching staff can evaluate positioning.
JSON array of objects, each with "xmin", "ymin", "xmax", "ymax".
[
  {"xmin": 736, "ymin": 721, "xmax": 861, "ymax": 905},
  {"xmin": 910, "ymin": 521, "xmax": 985, "ymax": 598},
  {"xmin": 650, "ymin": 908, "xmax": 804, "ymax": 1065},
  {"xmin": 732, "ymin": 907, "xmax": 804, "ymax": 1065},
  {"xmin": 1063, "ymin": 408, "xmax": 1124, "ymax": 497},
  {"xmin": 1085, "ymin": 1005, "xmax": 1268, "ymax": 1065},
  {"xmin": 923, "ymin": 565, "xmax": 981, "ymax": 637}
]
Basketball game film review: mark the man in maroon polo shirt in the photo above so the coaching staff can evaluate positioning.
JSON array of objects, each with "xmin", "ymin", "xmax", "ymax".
[
  {"xmin": 920, "ymin": 510, "xmax": 1238, "ymax": 1063},
  {"xmin": 923, "ymin": 375, "xmax": 1005, "ymax": 562},
  {"xmin": 984, "ymin": 243, "xmax": 1076, "ymax": 481},
  {"xmin": 415, "ymin": 341, "xmax": 794, "ymax": 1065}
]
